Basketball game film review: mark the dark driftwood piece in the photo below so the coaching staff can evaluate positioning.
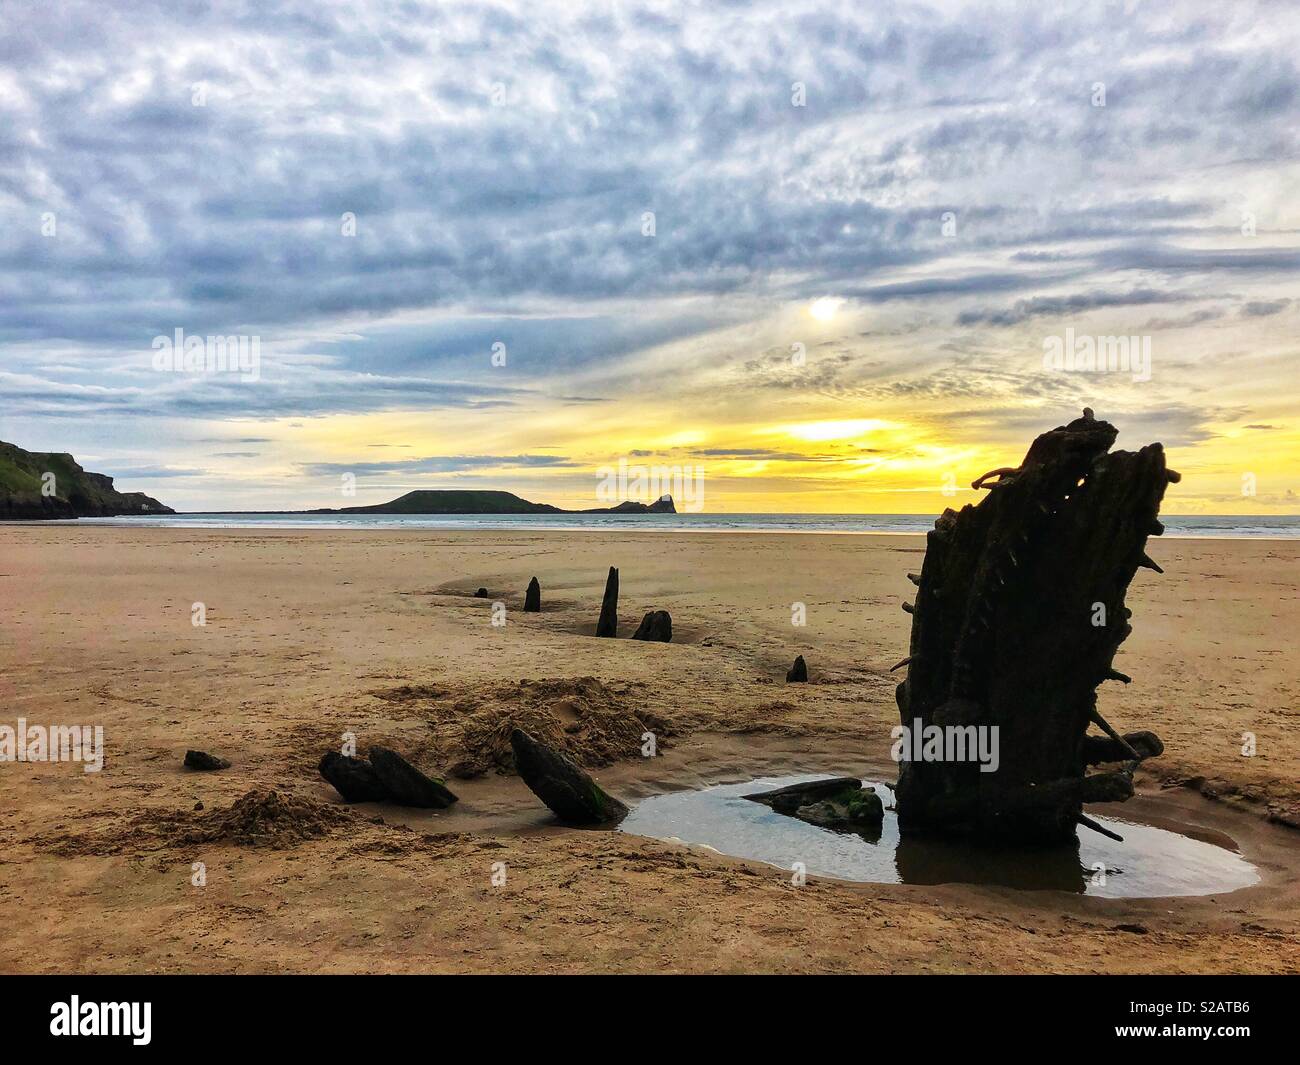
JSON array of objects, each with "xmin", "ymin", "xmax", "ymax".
[
  {"xmin": 184, "ymin": 750, "xmax": 230, "ymax": 771},
  {"xmin": 318, "ymin": 749, "xmax": 458, "ymax": 807},
  {"xmin": 318, "ymin": 752, "xmax": 389, "ymax": 803},
  {"xmin": 895, "ymin": 410, "xmax": 1175, "ymax": 844},
  {"xmin": 743, "ymin": 777, "xmax": 862, "ymax": 812},
  {"xmin": 368, "ymin": 746, "xmax": 459, "ymax": 808},
  {"xmin": 744, "ymin": 777, "xmax": 883, "ymax": 834},
  {"xmin": 596, "ymin": 566, "xmax": 619, "ymax": 637},
  {"xmin": 524, "ymin": 577, "xmax": 541, "ymax": 612},
  {"xmin": 631, "ymin": 609, "xmax": 672, "ymax": 641},
  {"xmin": 509, "ymin": 728, "xmax": 628, "ymax": 824}
]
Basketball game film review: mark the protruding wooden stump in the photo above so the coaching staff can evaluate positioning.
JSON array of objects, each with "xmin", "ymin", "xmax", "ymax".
[
  {"xmin": 631, "ymin": 609, "xmax": 671, "ymax": 641},
  {"xmin": 596, "ymin": 566, "xmax": 618, "ymax": 637},
  {"xmin": 510, "ymin": 728, "xmax": 628, "ymax": 824}
]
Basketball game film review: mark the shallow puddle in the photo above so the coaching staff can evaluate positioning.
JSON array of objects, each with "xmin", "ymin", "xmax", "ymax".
[{"xmin": 619, "ymin": 774, "xmax": 1260, "ymax": 898}]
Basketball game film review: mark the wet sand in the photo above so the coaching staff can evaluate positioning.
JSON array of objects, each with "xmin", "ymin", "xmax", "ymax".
[{"xmin": 1, "ymin": 525, "xmax": 1297, "ymax": 973}]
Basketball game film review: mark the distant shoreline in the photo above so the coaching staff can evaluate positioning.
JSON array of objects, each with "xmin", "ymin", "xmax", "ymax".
[{"xmin": 6, "ymin": 512, "xmax": 1298, "ymax": 540}]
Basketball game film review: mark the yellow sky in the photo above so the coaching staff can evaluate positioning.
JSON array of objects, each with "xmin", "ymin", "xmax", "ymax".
[
  {"xmin": 235, "ymin": 296, "xmax": 1298, "ymax": 515},
  {"xmin": 233, "ymin": 400, "xmax": 1299, "ymax": 515}
]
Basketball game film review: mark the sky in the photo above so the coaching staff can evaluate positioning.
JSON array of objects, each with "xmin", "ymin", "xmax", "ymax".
[{"xmin": 1, "ymin": 0, "xmax": 1297, "ymax": 514}]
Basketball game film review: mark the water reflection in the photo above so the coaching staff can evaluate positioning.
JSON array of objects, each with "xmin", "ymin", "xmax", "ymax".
[{"xmin": 618, "ymin": 774, "xmax": 1259, "ymax": 899}]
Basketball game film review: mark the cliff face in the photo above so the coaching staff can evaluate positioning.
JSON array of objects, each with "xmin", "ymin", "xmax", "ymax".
[{"xmin": 0, "ymin": 441, "xmax": 175, "ymax": 519}]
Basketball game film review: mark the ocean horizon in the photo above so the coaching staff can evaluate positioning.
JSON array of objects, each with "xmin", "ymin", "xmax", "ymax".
[{"xmin": 43, "ymin": 511, "xmax": 1300, "ymax": 538}]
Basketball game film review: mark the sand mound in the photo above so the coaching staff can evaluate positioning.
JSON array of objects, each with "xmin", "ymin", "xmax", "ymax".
[
  {"xmin": 436, "ymin": 677, "xmax": 672, "ymax": 779},
  {"xmin": 171, "ymin": 789, "xmax": 355, "ymax": 848},
  {"xmin": 45, "ymin": 789, "xmax": 356, "ymax": 856}
]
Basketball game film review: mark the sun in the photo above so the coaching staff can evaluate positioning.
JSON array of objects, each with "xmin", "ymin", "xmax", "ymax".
[
  {"xmin": 781, "ymin": 418, "xmax": 894, "ymax": 442},
  {"xmin": 808, "ymin": 296, "xmax": 844, "ymax": 321}
]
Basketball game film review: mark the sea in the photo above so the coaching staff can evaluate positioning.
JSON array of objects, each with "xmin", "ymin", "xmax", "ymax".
[{"xmin": 55, "ymin": 513, "xmax": 1300, "ymax": 538}]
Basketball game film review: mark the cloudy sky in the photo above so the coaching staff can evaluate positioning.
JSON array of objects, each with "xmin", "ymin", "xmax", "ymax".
[{"xmin": 1, "ymin": 0, "xmax": 1297, "ymax": 513}]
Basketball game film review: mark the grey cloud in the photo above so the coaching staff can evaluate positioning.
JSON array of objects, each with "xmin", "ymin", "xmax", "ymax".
[
  {"xmin": 1093, "ymin": 244, "xmax": 1300, "ymax": 275},
  {"xmin": 5, "ymin": 0, "xmax": 1295, "ymax": 359},
  {"xmin": 687, "ymin": 448, "xmax": 825, "ymax": 461},
  {"xmin": 1142, "ymin": 308, "xmax": 1225, "ymax": 330},
  {"xmin": 0, "ymin": 365, "xmax": 535, "ymax": 420},
  {"xmin": 937, "ymin": 402, "xmax": 1236, "ymax": 451},
  {"xmin": 297, "ymin": 454, "xmax": 579, "ymax": 476},
  {"xmin": 1241, "ymin": 299, "xmax": 1292, "ymax": 317},
  {"xmin": 104, "ymin": 465, "xmax": 207, "ymax": 478},
  {"xmin": 957, "ymin": 288, "xmax": 1187, "ymax": 327},
  {"xmin": 197, "ymin": 436, "xmax": 273, "ymax": 443}
]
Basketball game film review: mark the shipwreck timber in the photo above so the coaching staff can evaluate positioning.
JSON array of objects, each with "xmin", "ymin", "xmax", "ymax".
[{"xmin": 894, "ymin": 409, "xmax": 1175, "ymax": 844}]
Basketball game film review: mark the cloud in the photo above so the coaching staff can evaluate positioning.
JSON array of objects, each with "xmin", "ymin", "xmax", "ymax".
[
  {"xmin": 935, "ymin": 402, "xmax": 1232, "ymax": 451},
  {"xmin": 0, "ymin": 364, "xmax": 535, "ymax": 420},
  {"xmin": 104, "ymin": 465, "xmax": 208, "ymax": 478},
  {"xmin": 687, "ymin": 448, "xmax": 826, "ymax": 461},
  {"xmin": 956, "ymin": 288, "xmax": 1186, "ymax": 327},
  {"xmin": 297, "ymin": 454, "xmax": 580, "ymax": 476},
  {"xmin": 2, "ymin": 0, "xmax": 1297, "ymax": 509},
  {"xmin": 1241, "ymin": 299, "xmax": 1292, "ymax": 317},
  {"xmin": 5, "ymin": 1, "xmax": 1297, "ymax": 357}
]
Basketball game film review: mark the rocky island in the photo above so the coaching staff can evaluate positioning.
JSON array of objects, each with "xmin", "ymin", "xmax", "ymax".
[{"xmin": 315, "ymin": 489, "xmax": 676, "ymax": 516}]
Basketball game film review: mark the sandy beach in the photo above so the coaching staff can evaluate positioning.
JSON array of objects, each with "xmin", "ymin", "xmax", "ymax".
[{"xmin": 1, "ymin": 524, "xmax": 1297, "ymax": 974}]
